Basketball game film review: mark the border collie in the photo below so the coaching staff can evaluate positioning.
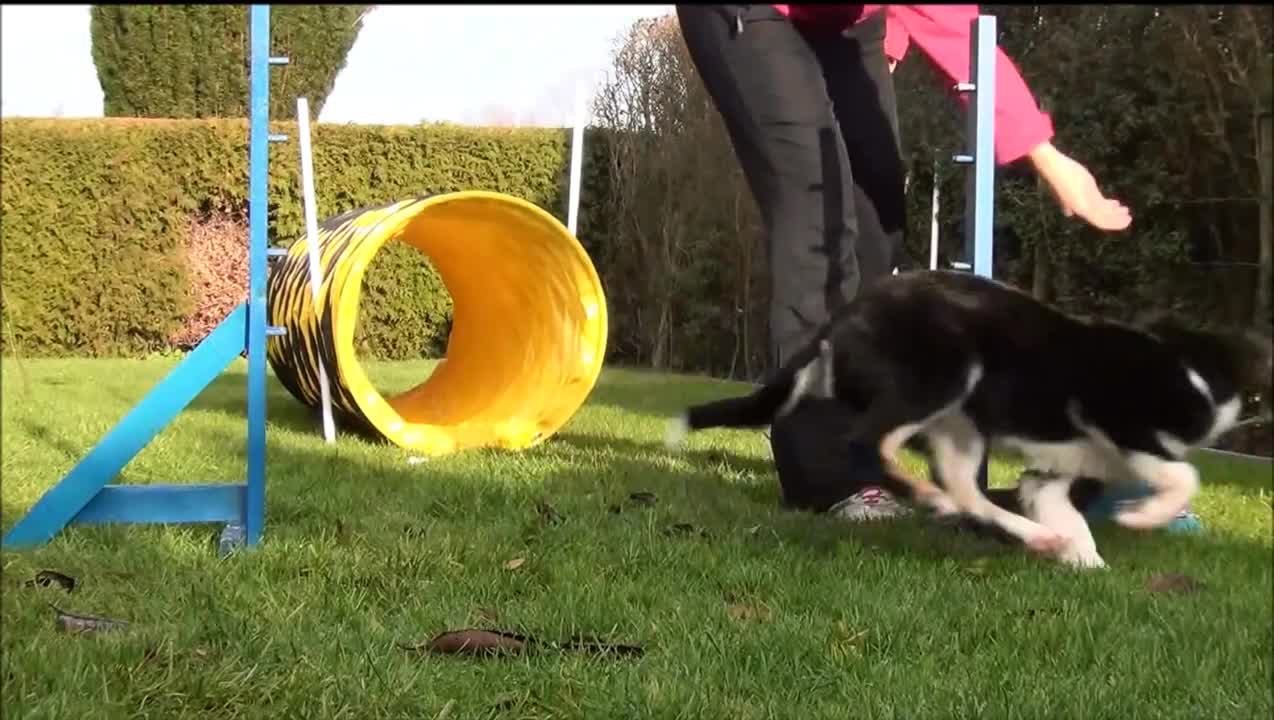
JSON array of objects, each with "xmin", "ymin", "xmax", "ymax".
[{"xmin": 665, "ymin": 270, "xmax": 1270, "ymax": 568}]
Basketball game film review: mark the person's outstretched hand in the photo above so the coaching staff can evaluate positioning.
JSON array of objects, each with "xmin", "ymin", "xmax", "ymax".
[{"xmin": 1028, "ymin": 142, "xmax": 1132, "ymax": 232}]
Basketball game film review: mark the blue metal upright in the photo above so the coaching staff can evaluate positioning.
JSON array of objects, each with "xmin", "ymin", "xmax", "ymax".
[
  {"xmin": 951, "ymin": 15, "xmax": 997, "ymax": 278},
  {"xmin": 953, "ymin": 15, "xmax": 998, "ymax": 490},
  {"xmin": 2, "ymin": 5, "xmax": 288, "ymax": 554}
]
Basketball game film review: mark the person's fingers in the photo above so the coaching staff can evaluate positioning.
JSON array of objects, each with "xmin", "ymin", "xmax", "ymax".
[{"xmin": 1082, "ymin": 199, "xmax": 1132, "ymax": 231}]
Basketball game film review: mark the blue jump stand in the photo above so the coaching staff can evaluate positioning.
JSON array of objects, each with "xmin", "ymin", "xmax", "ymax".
[
  {"xmin": 952, "ymin": 15, "xmax": 997, "ymax": 493},
  {"xmin": 2, "ymin": 5, "xmax": 287, "ymax": 556}
]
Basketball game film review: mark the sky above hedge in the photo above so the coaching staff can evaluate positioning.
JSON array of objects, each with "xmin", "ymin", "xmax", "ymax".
[{"xmin": 0, "ymin": 4, "xmax": 673, "ymax": 126}]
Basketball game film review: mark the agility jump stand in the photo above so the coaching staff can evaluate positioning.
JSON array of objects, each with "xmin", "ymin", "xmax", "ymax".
[
  {"xmin": 954, "ymin": 15, "xmax": 997, "ymax": 280},
  {"xmin": 2, "ymin": 5, "xmax": 284, "ymax": 555},
  {"xmin": 954, "ymin": 15, "xmax": 997, "ymax": 489}
]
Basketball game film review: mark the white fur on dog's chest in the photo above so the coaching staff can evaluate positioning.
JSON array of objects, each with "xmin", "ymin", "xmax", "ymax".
[{"xmin": 994, "ymin": 436, "xmax": 1125, "ymax": 479}]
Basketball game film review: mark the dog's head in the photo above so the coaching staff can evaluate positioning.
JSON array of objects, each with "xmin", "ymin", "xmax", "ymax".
[{"xmin": 1140, "ymin": 313, "xmax": 1273, "ymax": 413}]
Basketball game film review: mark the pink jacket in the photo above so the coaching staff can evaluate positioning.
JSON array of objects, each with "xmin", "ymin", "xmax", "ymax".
[{"xmin": 772, "ymin": 4, "xmax": 1054, "ymax": 165}]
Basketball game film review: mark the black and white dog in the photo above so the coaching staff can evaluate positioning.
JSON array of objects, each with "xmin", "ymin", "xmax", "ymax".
[{"xmin": 665, "ymin": 270, "xmax": 1271, "ymax": 569}]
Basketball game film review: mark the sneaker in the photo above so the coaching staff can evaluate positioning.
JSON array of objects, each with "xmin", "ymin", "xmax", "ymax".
[
  {"xmin": 827, "ymin": 486, "xmax": 912, "ymax": 522},
  {"xmin": 1164, "ymin": 506, "xmax": 1203, "ymax": 534}
]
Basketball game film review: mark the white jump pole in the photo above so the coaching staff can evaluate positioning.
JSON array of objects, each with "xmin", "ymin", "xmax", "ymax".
[
  {"xmin": 929, "ymin": 155, "xmax": 941, "ymax": 270},
  {"xmin": 296, "ymin": 97, "xmax": 337, "ymax": 444},
  {"xmin": 566, "ymin": 80, "xmax": 586, "ymax": 237}
]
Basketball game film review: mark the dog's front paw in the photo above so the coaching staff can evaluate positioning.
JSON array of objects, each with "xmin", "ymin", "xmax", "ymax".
[
  {"xmin": 1023, "ymin": 528, "xmax": 1069, "ymax": 556},
  {"xmin": 1056, "ymin": 543, "xmax": 1107, "ymax": 570}
]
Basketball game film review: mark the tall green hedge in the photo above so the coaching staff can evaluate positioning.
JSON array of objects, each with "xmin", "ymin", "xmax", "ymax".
[
  {"xmin": 0, "ymin": 118, "xmax": 611, "ymax": 359},
  {"xmin": 90, "ymin": 5, "xmax": 370, "ymax": 120}
]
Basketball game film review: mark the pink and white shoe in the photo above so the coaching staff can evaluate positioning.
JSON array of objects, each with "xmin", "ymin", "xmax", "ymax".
[{"xmin": 827, "ymin": 486, "xmax": 911, "ymax": 522}]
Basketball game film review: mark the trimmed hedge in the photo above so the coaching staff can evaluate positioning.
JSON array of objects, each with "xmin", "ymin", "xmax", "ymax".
[{"xmin": 0, "ymin": 118, "xmax": 611, "ymax": 359}]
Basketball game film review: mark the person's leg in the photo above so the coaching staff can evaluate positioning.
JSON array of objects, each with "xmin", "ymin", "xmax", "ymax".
[
  {"xmin": 805, "ymin": 12, "xmax": 908, "ymax": 284},
  {"xmin": 787, "ymin": 11, "xmax": 915, "ymax": 520},
  {"xmin": 815, "ymin": 14, "xmax": 1002, "ymax": 507},
  {"xmin": 676, "ymin": 4, "xmax": 893, "ymax": 516}
]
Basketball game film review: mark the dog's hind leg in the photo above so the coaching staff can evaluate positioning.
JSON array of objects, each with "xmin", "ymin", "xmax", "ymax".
[
  {"xmin": 927, "ymin": 415, "xmax": 1068, "ymax": 555},
  {"xmin": 842, "ymin": 391, "xmax": 958, "ymax": 515},
  {"xmin": 1019, "ymin": 471, "xmax": 1106, "ymax": 569},
  {"xmin": 876, "ymin": 422, "xmax": 959, "ymax": 516}
]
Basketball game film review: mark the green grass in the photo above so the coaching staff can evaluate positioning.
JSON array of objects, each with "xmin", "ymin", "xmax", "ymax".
[{"xmin": 2, "ymin": 357, "xmax": 1272, "ymax": 719}]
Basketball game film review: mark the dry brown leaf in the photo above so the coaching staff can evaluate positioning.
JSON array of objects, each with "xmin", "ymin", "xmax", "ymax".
[
  {"xmin": 26, "ymin": 570, "xmax": 76, "ymax": 593},
  {"xmin": 402, "ymin": 629, "xmax": 529, "ymax": 657},
  {"xmin": 399, "ymin": 629, "xmax": 644, "ymax": 659},
  {"xmin": 727, "ymin": 603, "xmax": 772, "ymax": 623},
  {"xmin": 503, "ymin": 557, "xmax": 526, "ymax": 571},
  {"xmin": 1146, "ymin": 572, "xmax": 1206, "ymax": 595},
  {"xmin": 50, "ymin": 604, "xmax": 129, "ymax": 635}
]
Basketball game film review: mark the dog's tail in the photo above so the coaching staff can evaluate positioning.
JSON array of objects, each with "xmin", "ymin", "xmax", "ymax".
[{"xmin": 664, "ymin": 340, "xmax": 830, "ymax": 450}]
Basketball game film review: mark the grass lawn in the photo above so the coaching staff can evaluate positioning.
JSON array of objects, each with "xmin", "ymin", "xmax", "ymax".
[{"xmin": 3, "ymin": 356, "xmax": 1272, "ymax": 719}]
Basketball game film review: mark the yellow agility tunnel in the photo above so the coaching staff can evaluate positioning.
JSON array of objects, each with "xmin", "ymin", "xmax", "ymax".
[{"xmin": 265, "ymin": 191, "xmax": 608, "ymax": 456}]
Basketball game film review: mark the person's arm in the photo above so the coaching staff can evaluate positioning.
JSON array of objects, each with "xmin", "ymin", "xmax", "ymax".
[
  {"xmin": 889, "ymin": 4, "xmax": 1131, "ymax": 231},
  {"xmin": 886, "ymin": 4, "xmax": 1050, "ymax": 166}
]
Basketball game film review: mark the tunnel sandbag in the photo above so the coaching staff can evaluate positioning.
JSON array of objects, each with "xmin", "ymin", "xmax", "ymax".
[{"xmin": 266, "ymin": 191, "xmax": 608, "ymax": 456}]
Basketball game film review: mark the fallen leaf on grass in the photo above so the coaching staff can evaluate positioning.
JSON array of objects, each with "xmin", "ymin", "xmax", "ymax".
[
  {"xmin": 610, "ymin": 491, "xmax": 658, "ymax": 514},
  {"xmin": 487, "ymin": 694, "xmax": 521, "ymax": 711},
  {"xmin": 1146, "ymin": 573, "xmax": 1206, "ymax": 595},
  {"xmin": 503, "ymin": 557, "xmax": 526, "ymax": 571},
  {"xmin": 663, "ymin": 523, "xmax": 711, "ymax": 539},
  {"xmin": 833, "ymin": 621, "xmax": 870, "ymax": 648},
  {"xmin": 535, "ymin": 501, "xmax": 565, "ymax": 525},
  {"xmin": 727, "ymin": 603, "xmax": 773, "ymax": 623},
  {"xmin": 402, "ymin": 629, "xmax": 528, "ymax": 656},
  {"xmin": 50, "ymin": 604, "xmax": 129, "ymax": 635},
  {"xmin": 399, "ymin": 629, "xmax": 644, "ymax": 659},
  {"xmin": 25, "ymin": 570, "xmax": 76, "ymax": 593}
]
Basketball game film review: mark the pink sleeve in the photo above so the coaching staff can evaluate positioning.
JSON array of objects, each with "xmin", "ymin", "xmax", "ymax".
[
  {"xmin": 883, "ymin": 11, "xmax": 910, "ymax": 63},
  {"xmin": 888, "ymin": 5, "xmax": 1054, "ymax": 165}
]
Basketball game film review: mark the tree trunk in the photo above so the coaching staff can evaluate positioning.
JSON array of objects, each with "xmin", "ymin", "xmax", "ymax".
[
  {"xmin": 1032, "ymin": 163, "xmax": 1054, "ymax": 303},
  {"xmin": 1257, "ymin": 110, "xmax": 1272, "ymax": 329},
  {"xmin": 651, "ymin": 299, "xmax": 670, "ymax": 370},
  {"xmin": 1033, "ymin": 238, "xmax": 1053, "ymax": 303}
]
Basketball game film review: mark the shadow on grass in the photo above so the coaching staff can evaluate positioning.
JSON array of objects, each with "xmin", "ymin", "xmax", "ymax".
[
  {"xmin": 5, "ymin": 379, "xmax": 1272, "ymax": 592},
  {"xmin": 187, "ymin": 367, "xmax": 372, "ymax": 441}
]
